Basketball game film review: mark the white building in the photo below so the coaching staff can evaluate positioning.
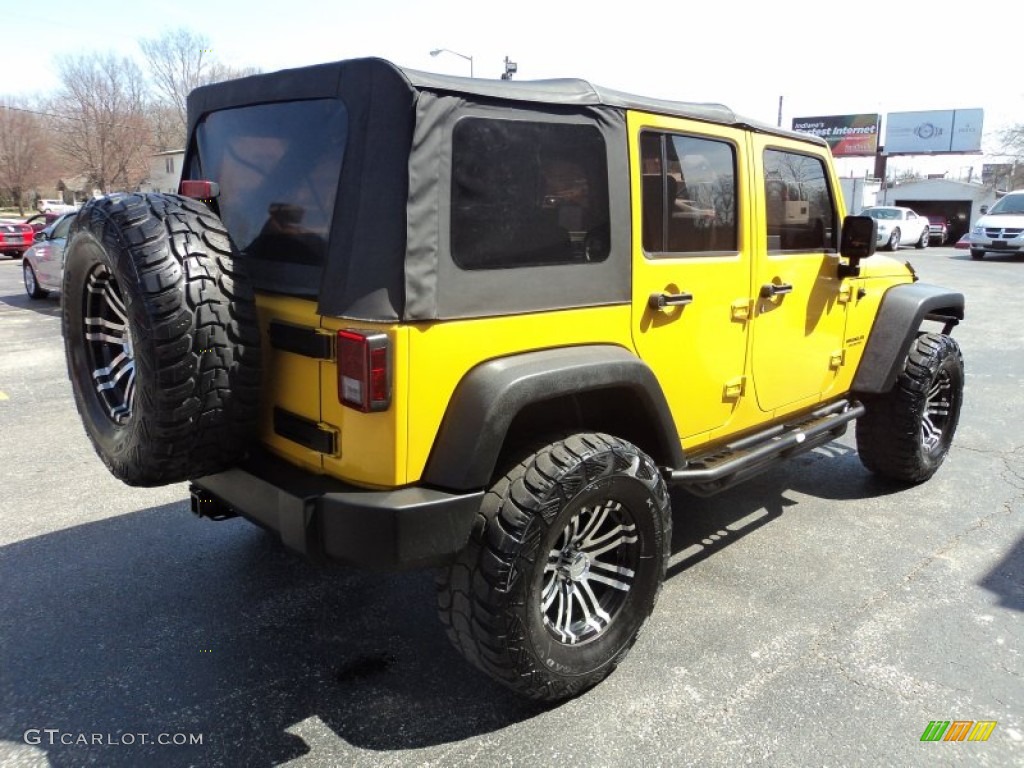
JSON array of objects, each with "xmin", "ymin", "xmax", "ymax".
[
  {"xmin": 876, "ymin": 179, "xmax": 998, "ymax": 242},
  {"xmin": 140, "ymin": 150, "xmax": 185, "ymax": 194}
]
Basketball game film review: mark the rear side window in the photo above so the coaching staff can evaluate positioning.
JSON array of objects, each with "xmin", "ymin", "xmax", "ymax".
[
  {"xmin": 762, "ymin": 149, "xmax": 837, "ymax": 252},
  {"xmin": 192, "ymin": 99, "xmax": 348, "ymax": 295},
  {"xmin": 640, "ymin": 131, "xmax": 738, "ymax": 255},
  {"xmin": 451, "ymin": 118, "xmax": 610, "ymax": 269}
]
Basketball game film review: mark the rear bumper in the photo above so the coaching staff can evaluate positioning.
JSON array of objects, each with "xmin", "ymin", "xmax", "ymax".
[{"xmin": 190, "ymin": 450, "xmax": 483, "ymax": 570}]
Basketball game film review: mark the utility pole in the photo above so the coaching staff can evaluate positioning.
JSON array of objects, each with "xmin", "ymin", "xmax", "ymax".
[{"xmin": 777, "ymin": 96, "xmax": 783, "ymax": 128}]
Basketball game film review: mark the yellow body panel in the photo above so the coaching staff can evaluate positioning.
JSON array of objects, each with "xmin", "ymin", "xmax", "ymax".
[
  {"xmin": 253, "ymin": 294, "xmax": 324, "ymax": 474},
  {"xmin": 747, "ymin": 132, "xmax": 849, "ymax": 413},
  {"xmin": 404, "ymin": 306, "xmax": 634, "ymax": 482}
]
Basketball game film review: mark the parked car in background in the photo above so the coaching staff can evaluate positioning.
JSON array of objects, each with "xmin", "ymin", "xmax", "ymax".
[
  {"xmin": 969, "ymin": 190, "xmax": 1024, "ymax": 260},
  {"xmin": 927, "ymin": 215, "xmax": 948, "ymax": 245},
  {"xmin": 1, "ymin": 219, "xmax": 35, "ymax": 259},
  {"xmin": 36, "ymin": 199, "xmax": 78, "ymax": 214},
  {"xmin": 24, "ymin": 212, "xmax": 61, "ymax": 233},
  {"xmin": 22, "ymin": 212, "xmax": 74, "ymax": 298},
  {"xmin": 861, "ymin": 206, "xmax": 931, "ymax": 251}
]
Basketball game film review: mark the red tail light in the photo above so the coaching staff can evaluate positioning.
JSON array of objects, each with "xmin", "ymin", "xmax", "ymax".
[
  {"xmin": 179, "ymin": 180, "xmax": 220, "ymax": 200},
  {"xmin": 337, "ymin": 330, "xmax": 390, "ymax": 412}
]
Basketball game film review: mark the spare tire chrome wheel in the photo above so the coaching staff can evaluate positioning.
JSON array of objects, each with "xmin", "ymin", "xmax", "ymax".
[{"xmin": 82, "ymin": 264, "xmax": 135, "ymax": 424}]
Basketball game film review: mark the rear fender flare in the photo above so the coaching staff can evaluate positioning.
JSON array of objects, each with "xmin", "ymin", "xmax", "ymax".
[{"xmin": 421, "ymin": 345, "xmax": 684, "ymax": 490}]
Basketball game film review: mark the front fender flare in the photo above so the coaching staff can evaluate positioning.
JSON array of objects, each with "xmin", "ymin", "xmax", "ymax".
[{"xmin": 852, "ymin": 282, "xmax": 964, "ymax": 394}]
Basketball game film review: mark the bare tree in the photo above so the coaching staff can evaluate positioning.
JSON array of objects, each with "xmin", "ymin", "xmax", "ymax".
[
  {"xmin": 50, "ymin": 53, "xmax": 153, "ymax": 194},
  {"xmin": 0, "ymin": 99, "xmax": 59, "ymax": 215},
  {"xmin": 998, "ymin": 123, "xmax": 1024, "ymax": 189},
  {"xmin": 140, "ymin": 28, "xmax": 259, "ymax": 149}
]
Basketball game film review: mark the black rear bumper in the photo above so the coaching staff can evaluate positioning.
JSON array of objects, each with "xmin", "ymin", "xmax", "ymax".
[{"xmin": 190, "ymin": 450, "xmax": 483, "ymax": 569}]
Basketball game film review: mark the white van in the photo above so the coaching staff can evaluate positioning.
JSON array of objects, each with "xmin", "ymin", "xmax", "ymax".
[{"xmin": 970, "ymin": 190, "xmax": 1024, "ymax": 259}]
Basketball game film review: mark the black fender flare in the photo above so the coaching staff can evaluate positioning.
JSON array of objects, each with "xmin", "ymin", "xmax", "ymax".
[
  {"xmin": 421, "ymin": 345, "xmax": 684, "ymax": 490},
  {"xmin": 852, "ymin": 282, "xmax": 964, "ymax": 395}
]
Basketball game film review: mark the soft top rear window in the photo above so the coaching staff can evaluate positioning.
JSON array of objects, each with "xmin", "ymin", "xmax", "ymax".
[{"xmin": 191, "ymin": 99, "xmax": 348, "ymax": 296}]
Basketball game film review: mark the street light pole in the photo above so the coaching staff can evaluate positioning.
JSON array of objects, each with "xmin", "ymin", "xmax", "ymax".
[{"xmin": 429, "ymin": 48, "xmax": 473, "ymax": 77}]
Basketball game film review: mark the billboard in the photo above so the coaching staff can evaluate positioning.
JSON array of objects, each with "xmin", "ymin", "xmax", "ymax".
[
  {"xmin": 792, "ymin": 114, "xmax": 880, "ymax": 157},
  {"xmin": 883, "ymin": 109, "xmax": 984, "ymax": 154}
]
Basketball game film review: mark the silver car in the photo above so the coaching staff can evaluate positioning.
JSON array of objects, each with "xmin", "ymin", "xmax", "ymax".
[{"xmin": 23, "ymin": 213, "xmax": 75, "ymax": 299}]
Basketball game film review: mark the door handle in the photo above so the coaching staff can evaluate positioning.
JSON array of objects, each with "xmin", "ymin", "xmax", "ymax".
[
  {"xmin": 649, "ymin": 292, "xmax": 694, "ymax": 311},
  {"xmin": 760, "ymin": 282, "xmax": 794, "ymax": 298}
]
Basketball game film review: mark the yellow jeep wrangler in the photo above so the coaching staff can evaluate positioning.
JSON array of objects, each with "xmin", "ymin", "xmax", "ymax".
[{"xmin": 61, "ymin": 58, "xmax": 964, "ymax": 701}]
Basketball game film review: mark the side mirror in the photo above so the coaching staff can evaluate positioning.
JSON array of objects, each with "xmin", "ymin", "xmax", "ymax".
[
  {"xmin": 839, "ymin": 215, "xmax": 877, "ymax": 278},
  {"xmin": 979, "ymin": 205, "xmax": 988, "ymax": 215},
  {"xmin": 33, "ymin": 231, "xmax": 45, "ymax": 242}
]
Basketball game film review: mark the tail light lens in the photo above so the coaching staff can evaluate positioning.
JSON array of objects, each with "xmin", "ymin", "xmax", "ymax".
[
  {"xmin": 179, "ymin": 180, "xmax": 220, "ymax": 200},
  {"xmin": 337, "ymin": 330, "xmax": 390, "ymax": 412}
]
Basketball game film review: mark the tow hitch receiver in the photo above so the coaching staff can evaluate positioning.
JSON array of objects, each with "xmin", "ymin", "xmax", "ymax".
[{"xmin": 189, "ymin": 485, "xmax": 237, "ymax": 521}]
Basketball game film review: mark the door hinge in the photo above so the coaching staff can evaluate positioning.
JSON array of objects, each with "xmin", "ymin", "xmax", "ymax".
[
  {"xmin": 730, "ymin": 299, "xmax": 752, "ymax": 322},
  {"xmin": 723, "ymin": 376, "xmax": 746, "ymax": 399},
  {"xmin": 837, "ymin": 284, "xmax": 853, "ymax": 304},
  {"xmin": 829, "ymin": 350, "xmax": 845, "ymax": 369}
]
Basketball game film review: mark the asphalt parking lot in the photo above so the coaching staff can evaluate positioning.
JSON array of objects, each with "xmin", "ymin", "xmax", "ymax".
[{"xmin": 0, "ymin": 247, "xmax": 1021, "ymax": 767}]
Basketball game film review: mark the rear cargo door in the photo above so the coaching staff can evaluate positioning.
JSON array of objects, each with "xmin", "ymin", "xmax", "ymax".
[{"xmin": 188, "ymin": 98, "xmax": 350, "ymax": 472}]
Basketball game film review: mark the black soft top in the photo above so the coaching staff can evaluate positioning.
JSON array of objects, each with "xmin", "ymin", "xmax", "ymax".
[
  {"xmin": 185, "ymin": 58, "xmax": 824, "ymax": 322},
  {"xmin": 188, "ymin": 57, "xmax": 818, "ymax": 145}
]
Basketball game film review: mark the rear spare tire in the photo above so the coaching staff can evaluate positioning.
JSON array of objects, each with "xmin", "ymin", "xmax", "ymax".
[{"xmin": 62, "ymin": 193, "xmax": 261, "ymax": 486}]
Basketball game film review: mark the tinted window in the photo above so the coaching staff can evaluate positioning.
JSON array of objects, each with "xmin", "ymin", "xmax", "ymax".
[
  {"xmin": 763, "ymin": 149, "xmax": 837, "ymax": 252},
  {"xmin": 51, "ymin": 215, "xmax": 73, "ymax": 240},
  {"xmin": 193, "ymin": 99, "xmax": 347, "ymax": 295},
  {"xmin": 451, "ymin": 118, "xmax": 610, "ymax": 270},
  {"xmin": 640, "ymin": 132, "xmax": 737, "ymax": 254}
]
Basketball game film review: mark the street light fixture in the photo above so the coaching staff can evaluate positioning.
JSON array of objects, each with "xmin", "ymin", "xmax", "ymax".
[{"xmin": 429, "ymin": 48, "xmax": 473, "ymax": 77}]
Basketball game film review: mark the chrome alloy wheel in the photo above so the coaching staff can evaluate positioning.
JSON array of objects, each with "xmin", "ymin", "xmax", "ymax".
[
  {"xmin": 542, "ymin": 498, "xmax": 639, "ymax": 644},
  {"xmin": 922, "ymin": 368, "xmax": 953, "ymax": 453},
  {"xmin": 83, "ymin": 264, "xmax": 135, "ymax": 424}
]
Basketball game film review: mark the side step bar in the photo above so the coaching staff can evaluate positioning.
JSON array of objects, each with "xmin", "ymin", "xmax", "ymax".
[{"xmin": 664, "ymin": 400, "xmax": 865, "ymax": 497}]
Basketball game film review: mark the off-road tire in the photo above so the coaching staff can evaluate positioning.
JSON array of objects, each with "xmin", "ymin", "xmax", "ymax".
[
  {"xmin": 62, "ymin": 193, "xmax": 261, "ymax": 486},
  {"xmin": 23, "ymin": 261, "xmax": 48, "ymax": 299},
  {"xmin": 437, "ymin": 432, "xmax": 671, "ymax": 701},
  {"xmin": 856, "ymin": 333, "xmax": 963, "ymax": 484}
]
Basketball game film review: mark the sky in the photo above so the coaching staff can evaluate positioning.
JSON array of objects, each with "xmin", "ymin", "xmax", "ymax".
[{"xmin": 3, "ymin": 0, "xmax": 1021, "ymax": 180}]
